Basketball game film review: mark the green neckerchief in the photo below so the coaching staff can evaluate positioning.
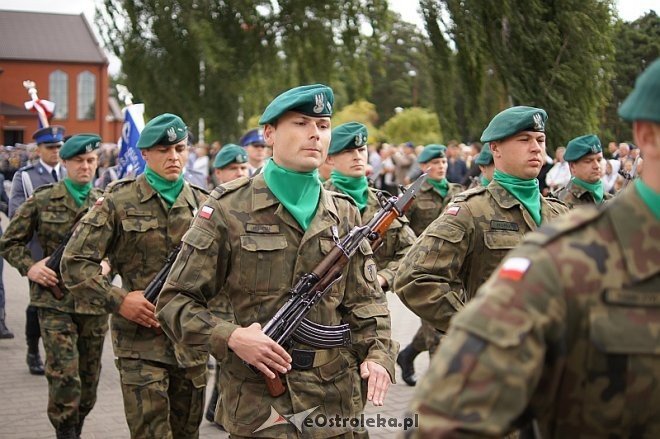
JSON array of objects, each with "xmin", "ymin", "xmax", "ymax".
[
  {"xmin": 572, "ymin": 177, "xmax": 604, "ymax": 204},
  {"xmin": 427, "ymin": 178, "xmax": 449, "ymax": 198},
  {"xmin": 144, "ymin": 166, "xmax": 184, "ymax": 208},
  {"xmin": 330, "ymin": 170, "xmax": 369, "ymax": 212},
  {"xmin": 481, "ymin": 176, "xmax": 491, "ymax": 187},
  {"xmin": 635, "ymin": 179, "xmax": 660, "ymax": 220},
  {"xmin": 63, "ymin": 178, "xmax": 93, "ymax": 207},
  {"xmin": 263, "ymin": 159, "xmax": 321, "ymax": 231},
  {"xmin": 493, "ymin": 169, "xmax": 542, "ymax": 226}
]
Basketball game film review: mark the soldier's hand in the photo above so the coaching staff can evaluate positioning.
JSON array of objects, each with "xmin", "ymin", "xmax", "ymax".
[
  {"xmin": 228, "ymin": 323, "xmax": 292, "ymax": 378},
  {"xmin": 27, "ymin": 258, "xmax": 59, "ymax": 287},
  {"xmin": 118, "ymin": 291, "xmax": 160, "ymax": 329},
  {"xmin": 360, "ymin": 360, "xmax": 391, "ymax": 406}
]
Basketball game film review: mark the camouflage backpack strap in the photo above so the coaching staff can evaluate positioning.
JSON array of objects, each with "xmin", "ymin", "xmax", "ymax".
[
  {"xmin": 105, "ymin": 176, "xmax": 136, "ymax": 193},
  {"xmin": 525, "ymin": 207, "xmax": 604, "ymax": 247},
  {"xmin": 209, "ymin": 176, "xmax": 250, "ymax": 200}
]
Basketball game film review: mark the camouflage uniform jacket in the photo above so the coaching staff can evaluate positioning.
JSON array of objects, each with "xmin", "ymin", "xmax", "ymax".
[
  {"xmin": 394, "ymin": 180, "xmax": 568, "ymax": 332},
  {"xmin": 408, "ymin": 184, "xmax": 660, "ymax": 438},
  {"xmin": 61, "ymin": 174, "xmax": 209, "ymax": 366},
  {"xmin": 0, "ymin": 182, "xmax": 102, "ymax": 313},
  {"xmin": 156, "ymin": 174, "xmax": 397, "ymax": 437},
  {"xmin": 324, "ymin": 181, "xmax": 417, "ymax": 289},
  {"xmin": 406, "ymin": 179, "xmax": 464, "ymax": 236},
  {"xmin": 554, "ymin": 179, "xmax": 613, "ymax": 209}
]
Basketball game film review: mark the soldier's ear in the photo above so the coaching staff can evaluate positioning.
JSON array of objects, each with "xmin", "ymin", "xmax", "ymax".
[{"xmin": 262, "ymin": 124, "xmax": 277, "ymax": 148}]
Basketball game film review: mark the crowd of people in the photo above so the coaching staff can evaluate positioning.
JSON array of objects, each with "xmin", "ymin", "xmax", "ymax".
[{"xmin": 0, "ymin": 58, "xmax": 657, "ymax": 439}]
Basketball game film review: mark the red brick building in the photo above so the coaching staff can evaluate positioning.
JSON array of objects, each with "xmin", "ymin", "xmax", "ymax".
[{"xmin": 0, "ymin": 10, "xmax": 121, "ymax": 145}]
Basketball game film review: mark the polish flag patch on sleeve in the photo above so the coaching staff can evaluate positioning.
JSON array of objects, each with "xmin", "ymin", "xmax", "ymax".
[
  {"xmin": 445, "ymin": 205, "xmax": 461, "ymax": 216},
  {"xmin": 94, "ymin": 196, "xmax": 104, "ymax": 207},
  {"xmin": 199, "ymin": 205, "xmax": 214, "ymax": 219},
  {"xmin": 498, "ymin": 257, "xmax": 531, "ymax": 281}
]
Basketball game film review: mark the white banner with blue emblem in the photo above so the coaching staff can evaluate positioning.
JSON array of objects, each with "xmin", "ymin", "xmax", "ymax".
[{"xmin": 117, "ymin": 103, "xmax": 146, "ymax": 178}]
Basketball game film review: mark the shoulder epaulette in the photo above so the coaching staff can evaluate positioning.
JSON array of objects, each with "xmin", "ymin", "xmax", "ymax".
[
  {"xmin": 525, "ymin": 206, "xmax": 604, "ymax": 247},
  {"xmin": 451, "ymin": 185, "xmax": 487, "ymax": 203},
  {"xmin": 327, "ymin": 189, "xmax": 356, "ymax": 206},
  {"xmin": 31, "ymin": 183, "xmax": 55, "ymax": 195},
  {"xmin": 188, "ymin": 182, "xmax": 210, "ymax": 195},
  {"xmin": 210, "ymin": 176, "xmax": 250, "ymax": 200},
  {"xmin": 17, "ymin": 164, "xmax": 35, "ymax": 172},
  {"xmin": 105, "ymin": 177, "xmax": 135, "ymax": 192}
]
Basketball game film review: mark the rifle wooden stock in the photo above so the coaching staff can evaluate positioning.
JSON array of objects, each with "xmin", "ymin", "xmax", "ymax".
[{"xmin": 264, "ymin": 372, "xmax": 286, "ymax": 397}]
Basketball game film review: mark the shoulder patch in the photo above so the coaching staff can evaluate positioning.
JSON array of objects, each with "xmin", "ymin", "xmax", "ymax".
[
  {"xmin": 525, "ymin": 206, "xmax": 604, "ymax": 247},
  {"xmin": 210, "ymin": 176, "xmax": 250, "ymax": 200},
  {"xmin": 105, "ymin": 177, "xmax": 135, "ymax": 192},
  {"xmin": 451, "ymin": 185, "xmax": 486, "ymax": 203}
]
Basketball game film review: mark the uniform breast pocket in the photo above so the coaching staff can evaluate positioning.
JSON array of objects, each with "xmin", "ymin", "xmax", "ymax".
[
  {"xmin": 583, "ymin": 303, "xmax": 660, "ymax": 431},
  {"xmin": 40, "ymin": 212, "xmax": 69, "ymax": 247},
  {"xmin": 120, "ymin": 215, "xmax": 160, "ymax": 265},
  {"xmin": 483, "ymin": 230, "xmax": 522, "ymax": 262},
  {"xmin": 238, "ymin": 234, "xmax": 288, "ymax": 295}
]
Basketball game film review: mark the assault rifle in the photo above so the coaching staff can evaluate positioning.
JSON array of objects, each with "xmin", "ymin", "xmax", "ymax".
[
  {"xmin": 45, "ymin": 210, "xmax": 88, "ymax": 300},
  {"xmin": 144, "ymin": 244, "xmax": 182, "ymax": 304},
  {"xmin": 260, "ymin": 173, "xmax": 427, "ymax": 396}
]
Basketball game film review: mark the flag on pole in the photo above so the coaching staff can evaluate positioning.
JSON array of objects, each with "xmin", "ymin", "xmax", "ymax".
[
  {"xmin": 23, "ymin": 80, "xmax": 55, "ymax": 129},
  {"xmin": 117, "ymin": 103, "xmax": 146, "ymax": 178}
]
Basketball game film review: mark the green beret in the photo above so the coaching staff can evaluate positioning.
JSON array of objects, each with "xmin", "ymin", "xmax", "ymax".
[
  {"xmin": 481, "ymin": 106, "xmax": 548, "ymax": 143},
  {"xmin": 418, "ymin": 144, "xmax": 446, "ymax": 163},
  {"xmin": 564, "ymin": 134, "xmax": 602, "ymax": 162},
  {"xmin": 60, "ymin": 133, "xmax": 101, "ymax": 160},
  {"xmin": 137, "ymin": 113, "xmax": 188, "ymax": 149},
  {"xmin": 213, "ymin": 144, "xmax": 248, "ymax": 169},
  {"xmin": 328, "ymin": 122, "xmax": 368, "ymax": 155},
  {"xmin": 619, "ymin": 58, "xmax": 660, "ymax": 123},
  {"xmin": 259, "ymin": 84, "xmax": 334, "ymax": 125},
  {"xmin": 474, "ymin": 143, "xmax": 493, "ymax": 166}
]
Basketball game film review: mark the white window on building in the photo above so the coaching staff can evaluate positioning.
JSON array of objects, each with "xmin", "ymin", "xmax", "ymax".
[
  {"xmin": 49, "ymin": 70, "xmax": 68, "ymax": 119},
  {"xmin": 77, "ymin": 71, "xmax": 96, "ymax": 120}
]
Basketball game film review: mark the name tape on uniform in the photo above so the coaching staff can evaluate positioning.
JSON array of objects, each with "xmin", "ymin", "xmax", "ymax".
[{"xmin": 498, "ymin": 257, "xmax": 531, "ymax": 281}]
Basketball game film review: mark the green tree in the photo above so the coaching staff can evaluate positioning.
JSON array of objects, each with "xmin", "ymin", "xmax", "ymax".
[
  {"xmin": 601, "ymin": 11, "xmax": 660, "ymax": 143},
  {"xmin": 381, "ymin": 107, "xmax": 442, "ymax": 144}
]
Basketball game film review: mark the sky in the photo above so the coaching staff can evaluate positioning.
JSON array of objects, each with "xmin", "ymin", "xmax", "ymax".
[{"xmin": 0, "ymin": 0, "xmax": 658, "ymax": 75}]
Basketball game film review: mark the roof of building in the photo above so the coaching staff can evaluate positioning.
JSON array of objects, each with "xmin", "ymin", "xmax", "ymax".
[
  {"xmin": 0, "ymin": 101, "xmax": 32, "ymax": 117},
  {"xmin": 0, "ymin": 10, "xmax": 108, "ymax": 64}
]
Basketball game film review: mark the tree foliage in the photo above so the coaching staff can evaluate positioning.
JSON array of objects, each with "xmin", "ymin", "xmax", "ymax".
[{"xmin": 381, "ymin": 107, "xmax": 442, "ymax": 144}]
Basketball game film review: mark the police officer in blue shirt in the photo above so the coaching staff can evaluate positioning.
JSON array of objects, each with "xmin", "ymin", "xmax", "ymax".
[{"xmin": 9, "ymin": 125, "xmax": 67, "ymax": 375}]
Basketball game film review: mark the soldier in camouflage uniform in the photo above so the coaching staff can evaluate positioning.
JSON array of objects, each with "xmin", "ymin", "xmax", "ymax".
[
  {"xmin": 0, "ymin": 134, "xmax": 108, "ymax": 439},
  {"xmin": 323, "ymin": 122, "xmax": 416, "ymax": 291},
  {"xmin": 396, "ymin": 144, "xmax": 464, "ymax": 386},
  {"xmin": 157, "ymin": 85, "xmax": 397, "ymax": 438},
  {"xmin": 61, "ymin": 114, "xmax": 210, "ymax": 439},
  {"xmin": 473, "ymin": 142, "xmax": 494, "ymax": 188},
  {"xmin": 406, "ymin": 58, "xmax": 660, "ymax": 439},
  {"xmin": 394, "ymin": 106, "xmax": 568, "ymax": 342},
  {"xmin": 204, "ymin": 144, "xmax": 248, "ymax": 427},
  {"xmin": 555, "ymin": 134, "xmax": 613, "ymax": 208}
]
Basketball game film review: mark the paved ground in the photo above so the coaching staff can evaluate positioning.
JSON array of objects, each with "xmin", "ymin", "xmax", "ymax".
[{"xmin": 0, "ymin": 218, "xmax": 429, "ymax": 438}]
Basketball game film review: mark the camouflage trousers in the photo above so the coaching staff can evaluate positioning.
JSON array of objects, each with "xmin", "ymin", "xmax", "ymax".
[
  {"xmin": 116, "ymin": 357, "xmax": 207, "ymax": 439},
  {"xmin": 37, "ymin": 307, "xmax": 108, "ymax": 430},
  {"xmin": 410, "ymin": 320, "xmax": 441, "ymax": 355}
]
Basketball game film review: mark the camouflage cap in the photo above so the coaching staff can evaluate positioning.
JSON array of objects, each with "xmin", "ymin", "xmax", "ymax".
[
  {"xmin": 564, "ymin": 134, "xmax": 602, "ymax": 162},
  {"xmin": 59, "ymin": 133, "xmax": 101, "ymax": 160},
  {"xmin": 258, "ymin": 84, "xmax": 334, "ymax": 125},
  {"xmin": 239, "ymin": 128, "xmax": 265, "ymax": 147},
  {"xmin": 474, "ymin": 142, "xmax": 493, "ymax": 166},
  {"xmin": 418, "ymin": 144, "xmax": 447, "ymax": 163},
  {"xmin": 136, "ymin": 113, "xmax": 188, "ymax": 149},
  {"xmin": 213, "ymin": 144, "xmax": 248, "ymax": 169},
  {"xmin": 33, "ymin": 125, "xmax": 65, "ymax": 145},
  {"xmin": 480, "ymin": 106, "xmax": 548, "ymax": 143},
  {"xmin": 619, "ymin": 58, "xmax": 660, "ymax": 123},
  {"xmin": 328, "ymin": 122, "xmax": 368, "ymax": 155}
]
